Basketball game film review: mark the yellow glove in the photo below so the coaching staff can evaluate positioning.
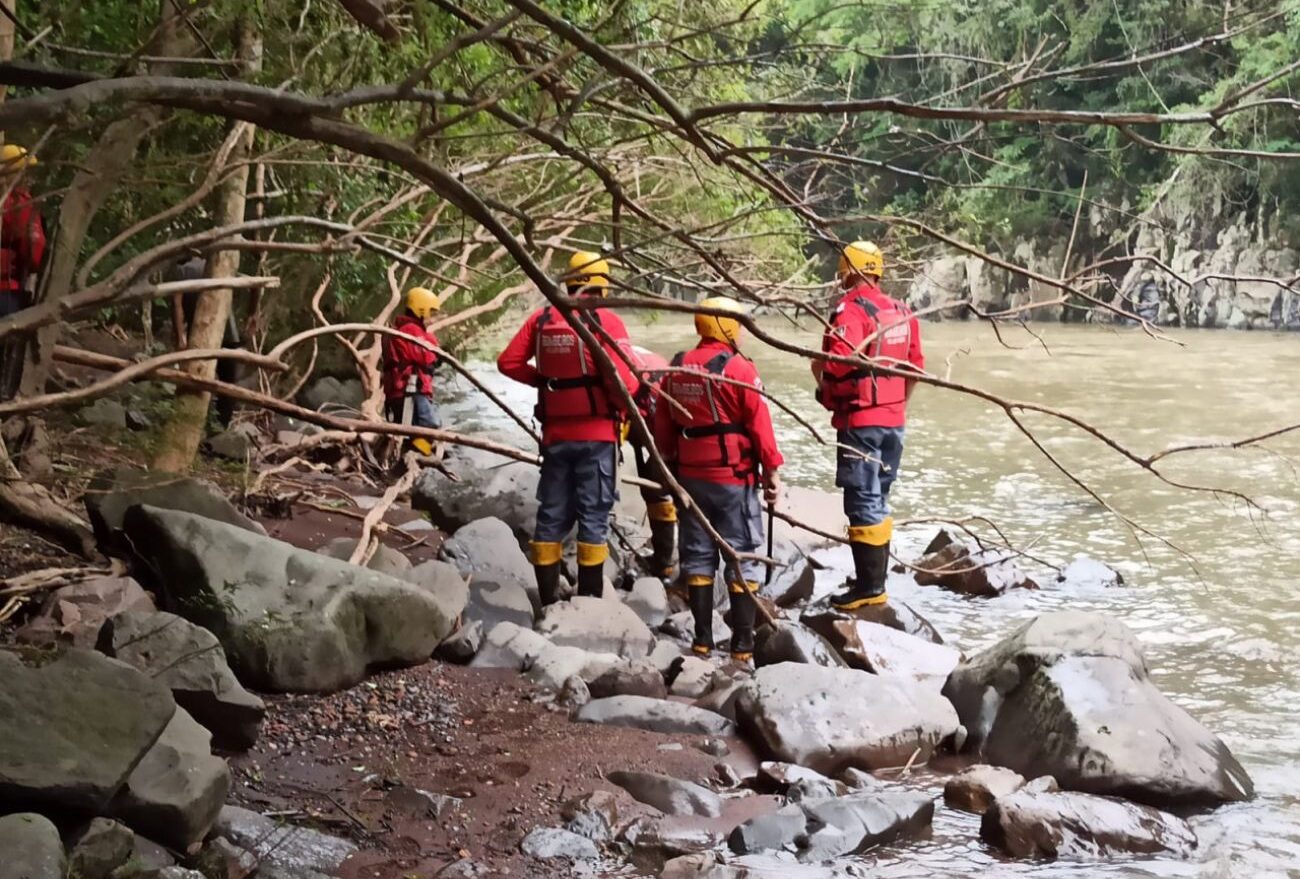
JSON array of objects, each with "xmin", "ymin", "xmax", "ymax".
[{"xmin": 620, "ymin": 420, "xmax": 631, "ymax": 444}]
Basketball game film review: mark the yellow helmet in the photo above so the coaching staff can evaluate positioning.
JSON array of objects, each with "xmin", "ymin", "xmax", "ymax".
[
  {"xmin": 405, "ymin": 287, "xmax": 440, "ymax": 319},
  {"xmin": 695, "ymin": 296, "xmax": 747, "ymax": 344},
  {"xmin": 0, "ymin": 144, "xmax": 36, "ymax": 175},
  {"xmin": 566, "ymin": 250, "xmax": 611, "ymax": 294},
  {"xmin": 838, "ymin": 241, "xmax": 884, "ymax": 282}
]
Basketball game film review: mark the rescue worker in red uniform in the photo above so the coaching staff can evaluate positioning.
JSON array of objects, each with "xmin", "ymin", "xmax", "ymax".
[
  {"xmin": 813, "ymin": 242, "xmax": 924, "ymax": 609},
  {"xmin": 498, "ymin": 251, "xmax": 640, "ymax": 605},
  {"xmin": 655, "ymin": 297, "xmax": 783, "ymax": 662},
  {"xmin": 624, "ymin": 343, "xmax": 677, "ymax": 579},
  {"xmin": 382, "ymin": 287, "xmax": 443, "ymax": 456},
  {"xmin": 0, "ymin": 145, "xmax": 46, "ymax": 400}
]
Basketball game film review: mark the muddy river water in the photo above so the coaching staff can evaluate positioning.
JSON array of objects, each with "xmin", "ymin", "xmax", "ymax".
[{"xmin": 452, "ymin": 319, "xmax": 1300, "ymax": 878}]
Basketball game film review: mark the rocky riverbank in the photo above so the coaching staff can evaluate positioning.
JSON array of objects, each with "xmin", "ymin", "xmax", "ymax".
[{"xmin": 0, "ymin": 421, "xmax": 1255, "ymax": 879}]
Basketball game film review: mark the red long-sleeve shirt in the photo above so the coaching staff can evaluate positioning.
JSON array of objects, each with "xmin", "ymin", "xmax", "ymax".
[
  {"xmin": 382, "ymin": 313, "xmax": 439, "ymax": 399},
  {"xmin": 497, "ymin": 303, "xmax": 640, "ymax": 444},
  {"xmin": 820, "ymin": 283, "xmax": 924, "ymax": 429},
  {"xmin": 654, "ymin": 340, "xmax": 783, "ymax": 485},
  {"xmin": 1, "ymin": 187, "xmax": 46, "ymax": 292}
]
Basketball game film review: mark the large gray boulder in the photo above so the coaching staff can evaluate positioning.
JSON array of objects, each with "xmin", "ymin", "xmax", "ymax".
[
  {"xmin": 299, "ymin": 376, "xmax": 365, "ymax": 412},
  {"xmin": 0, "ymin": 649, "xmax": 175, "ymax": 813},
  {"xmin": 537, "ymin": 596, "xmax": 655, "ymax": 658},
  {"xmin": 98, "ymin": 610, "xmax": 265, "ymax": 750},
  {"xmin": 403, "ymin": 559, "xmax": 470, "ymax": 622},
  {"xmin": 575, "ymin": 695, "xmax": 736, "ymax": 737},
  {"xmin": 623, "ymin": 577, "xmax": 670, "ymax": 628},
  {"xmin": 463, "ymin": 578, "xmax": 533, "ymax": 630},
  {"xmin": 606, "ymin": 771, "xmax": 722, "ymax": 817},
  {"xmin": 981, "ymin": 789, "xmax": 1197, "ymax": 859},
  {"xmin": 0, "ymin": 813, "xmax": 66, "ymax": 879},
  {"xmin": 15, "ymin": 576, "xmax": 155, "ymax": 649},
  {"xmin": 943, "ymin": 612, "xmax": 1254, "ymax": 806},
  {"xmin": 798, "ymin": 791, "xmax": 934, "ymax": 861},
  {"xmin": 212, "ymin": 807, "xmax": 356, "ymax": 875},
  {"xmin": 109, "ymin": 707, "xmax": 231, "ymax": 851},
  {"xmin": 84, "ymin": 467, "xmax": 264, "ymax": 558},
  {"xmin": 121, "ymin": 506, "xmax": 458, "ymax": 693},
  {"xmin": 439, "ymin": 517, "xmax": 538, "ymax": 609},
  {"xmin": 736, "ymin": 663, "xmax": 959, "ymax": 774},
  {"xmin": 412, "ymin": 445, "xmax": 539, "ymax": 541}
]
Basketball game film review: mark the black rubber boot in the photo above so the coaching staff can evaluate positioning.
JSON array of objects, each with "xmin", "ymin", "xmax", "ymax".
[
  {"xmin": 577, "ymin": 563, "xmax": 604, "ymax": 598},
  {"xmin": 688, "ymin": 582, "xmax": 714, "ymax": 656},
  {"xmin": 647, "ymin": 519, "xmax": 677, "ymax": 578},
  {"xmin": 831, "ymin": 541, "xmax": 890, "ymax": 609},
  {"xmin": 729, "ymin": 588, "xmax": 757, "ymax": 662},
  {"xmin": 534, "ymin": 563, "xmax": 562, "ymax": 607}
]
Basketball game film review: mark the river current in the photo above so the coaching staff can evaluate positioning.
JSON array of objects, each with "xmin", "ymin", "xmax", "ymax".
[{"xmin": 448, "ymin": 319, "xmax": 1300, "ymax": 878}]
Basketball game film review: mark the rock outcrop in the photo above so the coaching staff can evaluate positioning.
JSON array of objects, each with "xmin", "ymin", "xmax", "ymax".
[
  {"xmin": 981, "ymin": 789, "xmax": 1198, "ymax": 859},
  {"xmin": 15, "ymin": 577, "xmax": 155, "ymax": 649},
  {"xmin": 0, "ymin": 648, "xmax": 175, "ymax": 813},
  {"xmin": 412, "ymin": 444, "xmax": 539, "ymax": 540},
  {"xmin": 98, "ymin": 610, "xmax": 265, "ymax": 750},
  {"xmin": 943, "ymin": 611, "xmax": 1254, "ymax": 806},
  {"xmin": 536, "ymin": 596, "xmax": 655, "ymax": 658},
  {"xmin": 0, "ymin": 813, "xmax": 66, "ymax": 879},
  {"xmin": 736, "ymin": 663, "xmax": 958, "ymax": 774},
  {"xmin": 122, "ymin": 506, "xmax": 458, "ymax": 693}
]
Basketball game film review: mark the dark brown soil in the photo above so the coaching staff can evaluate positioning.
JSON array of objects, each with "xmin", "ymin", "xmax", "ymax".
[{"xmin": 231, "ymin": 663, "xmax": 762, "ymax": 879}]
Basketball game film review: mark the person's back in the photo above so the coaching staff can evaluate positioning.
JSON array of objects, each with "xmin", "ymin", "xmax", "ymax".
[
  {"xmin": 382, "ymin": 287, "xmax": 443, "ymax": 454},
  {"xmin": 0, "ymin": 145, "xmax": 45, "ymax": 315}
]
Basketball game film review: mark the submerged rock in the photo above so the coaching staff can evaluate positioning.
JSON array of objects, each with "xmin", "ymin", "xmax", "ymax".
[
  {"xmin": 1057, "ymin": 555, "xmax": 1125, "ymax": 589},
  {"xmin": 607, "ymin": 770, "xmax": 722, "ymax": 817},
  {"xmin": 943, "ymin": 765, "xmax": 1027, "ymax": 814},
  {"xmin": 122, "ymin": 506, "xmax": 458, "ymax": 693},
  {"xmin": 575, "ymin": 695, "xmax": 736, "ymax": 737},
  {"xmin": 736, "ymin": 663, "xmax": 958, "ymax": 774},
  {"xmin": 981, "ymin": 789, "xmax": 1197, "ymax": 859},
  {"xmin": 0, "ymin": 648, "xmax": 175, "ymax": 813},
  {"xmin": 913, "ymin": 541, "xmax": 1039, "ymax": 596},
  {"xmin": 943, "ymin": 611, "xmax": 1254, "ymax": 806},
  {"xmin": 798, "ymin": 790, "xmax": 934, "ymax": 860},
  {"xmin": 98, "ymin": 610, "xmax": 265, "ymax": 750}
]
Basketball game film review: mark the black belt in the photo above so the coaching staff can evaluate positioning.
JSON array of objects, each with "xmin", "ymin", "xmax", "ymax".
[{"xmin": 680, "ymin": 423, "xmax": 749, "ymax": 440}]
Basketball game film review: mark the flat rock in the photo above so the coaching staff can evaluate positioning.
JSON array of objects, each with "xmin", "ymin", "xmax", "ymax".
[
  {"xmin": 588, "ymin": 660, "xmax": 668, "ymax": 699},
  {"xmin": 0, "ymin": 813, "xmax": 66, "ymax": 879},
  {"xmin": 943, "ymin": 765, "xmax": 1026, "ymax": 814},
  {"xmin": 575, "ymin": 695, "xmax": 736, "ymax": 737},
  {"xmin": 981, "ymin": 789, "xmax": 1198, "ymax": 859},
  {"xmin": 537, "ymin": 596, "xmax": 655, "ymax": 658},
  {"xmin": 317, "ymin": 537, "xmax": 411, "ymax": 577},
  {"xmin": 122, "ymin": 506, "xmax": 459, "ymax": 693},
  {"xmin": 68, "ymin": 818, "xmax": 135, "ymax": 879},
  {"xmin": 212, "ymin": 807, "xmax": 357, "ymax": 874},
  {"xmin": 808, "ymin": 618, "xmax": 959, "ymax": 687},
  {"xmin": 463, "ymin": 578, "xmax": 533, "ymax": 631},
  {"xmin": 736, "ymin": 663, "xmax": 958, "ymax": 775},
  {"xmin": 439, "ymin": 517, "xmax": 538, "ymax": 609},
  {"xmin": 0, "ymin": 648, "xmax": 175, "ymax": 813},
  {"xmin": 404, "ymin": 559, "xmax": 470, "ymax": 621},
  {"xmin": 607, "ymin": 770, "xmax": 722, "ymax": 817},
  {"xmin": 755, "ymin": 621, "xmax": 845, "ymax": 668},
  {"xmin": 798, "ymin": 791, "xmax": 934, "ymax": 861},
  {"xmin": 98, "ymin": 610, "xmax": 265, "ymax": 750},
  {"xmin": 623, "ymin": 577, "xmax": 670, "ymax": 628},
  {"xmin": 943, "ymin": 611, "xmax": 1254, "ymax": 806},
  {"xmin": 669, "ymin": 656, "xmax": 718, "ymax": 698},
  {"xmin": 412, "ymin": 444, "xmax": 540, "ymax": 541},
  {"xmin": 109, "ymin": 707, "xmax": 231, "ymax": 851},
  {"xmin": 728, "ymin": 804, "xmax": 807, "ymax": 854},
  {"xmin": 518, "ymin": 827, "xmax": 599, "ymax": 861},
  {"xmin": 15, "ymin": 576, "xmax": 155, "ymax": 649},
  {"xmin": 84, "ymin": 467, "xmax": 264, "ymax": 559}
]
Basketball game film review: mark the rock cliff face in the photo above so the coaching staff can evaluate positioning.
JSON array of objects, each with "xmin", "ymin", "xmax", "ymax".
[{"xmin": 906, "ymin": 189, "xmax": 1300, "ymax": 330}]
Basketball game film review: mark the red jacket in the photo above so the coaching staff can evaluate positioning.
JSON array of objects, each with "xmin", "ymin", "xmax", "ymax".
[
  {"xmin": 625, "ymin": 343, "xmax": 669, "ymax": 421},
  {"xmin": 382, "ymin": 313, "xmax": 438, "ymax": 400},
  {"xmin": 1, "ymin": 187, "xmax": 46, "ymax": 293},
  {"xmin": 497, "ymin": 302, "xmax": 640, "ymax": 444},
  {"xmin": 819, "ymin": 283, "xmax": 924, "ymax": 429},
  {"xmin": 653, "ymin": 340, "xmax": 783, "ymax": 486}
]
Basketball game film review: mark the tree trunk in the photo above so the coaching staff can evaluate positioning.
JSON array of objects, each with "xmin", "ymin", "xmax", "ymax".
[{"xmin": 151, "ymin": 22, "xmax": 261, "ymax": 472}]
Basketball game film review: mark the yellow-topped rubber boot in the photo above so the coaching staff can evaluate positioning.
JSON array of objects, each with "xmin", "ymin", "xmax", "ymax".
[
  {"xmin": 832, "ymin": 519, "xmax": 892, "ymax": 610},
  {"xmin": 530, "ymin": 540, "xmax": 564, "ymax": 606},
  {"xmin": 729, "ymin": 581, "xmax": 758, "ymax": 663},
  {"xmin": 576, "ymin": 541, "xmax": 609, "ymax": 598},
  {"xmin": 645, "ymin": 500, "xmax": 677, "ymax": 579},
  {"xmin": 687, "ymin": 574, "xmax": 714, "ymax": 656}
]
